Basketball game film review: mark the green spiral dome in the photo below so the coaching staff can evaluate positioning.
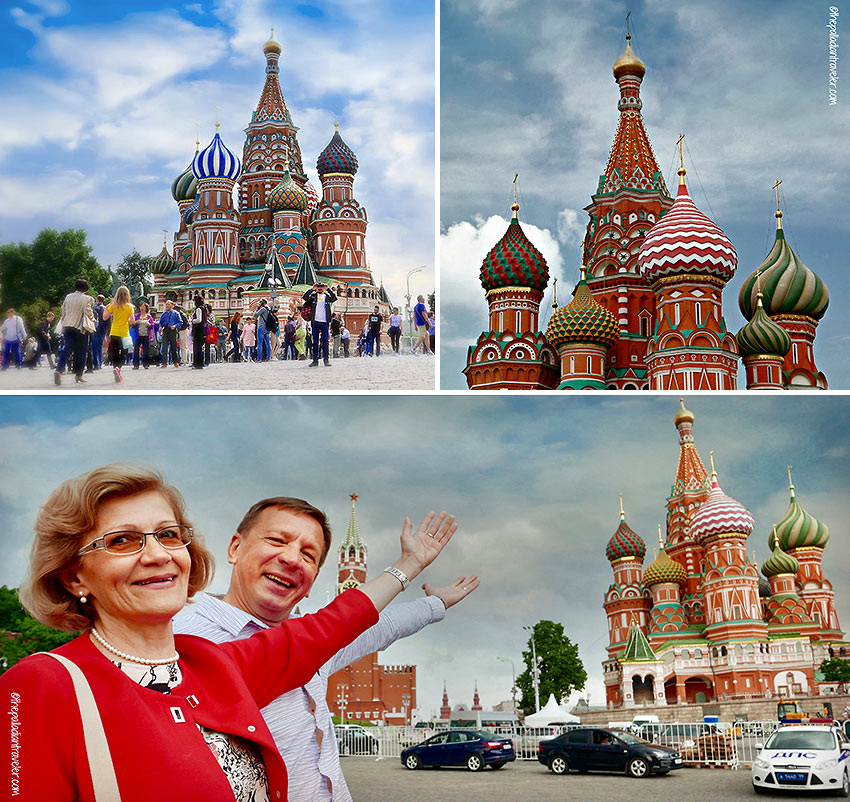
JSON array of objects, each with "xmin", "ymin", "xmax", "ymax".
[
  {"xmin": 762, "ymin": 539, "xmax": 800, "ymax": 577},
  {"xmin": 773, "ymin": 488, "xmax": 829, "ymax": 550},
  {"xmin": 737, "ymin": 296, "xmax": 792, "ymax": 357}
]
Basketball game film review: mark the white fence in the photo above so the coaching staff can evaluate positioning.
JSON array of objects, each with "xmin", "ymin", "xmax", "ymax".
[{"xmin": 336, "ymin": 721, "xmax": 792, "ymax": 769}]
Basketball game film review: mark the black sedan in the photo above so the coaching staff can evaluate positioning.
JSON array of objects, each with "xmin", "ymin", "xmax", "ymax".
[
  {"xmin": 538, "ymin": 727, "xmax": 682, "ymax": 778},
  {"xmin": 401, "ymin": 729, "xmax": 516, "ymax": 771}
]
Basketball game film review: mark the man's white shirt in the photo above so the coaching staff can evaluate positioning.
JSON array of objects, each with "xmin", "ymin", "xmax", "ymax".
[{"xmin": 174, "ymin": 593, "xmax": 446, "ymax": 802}]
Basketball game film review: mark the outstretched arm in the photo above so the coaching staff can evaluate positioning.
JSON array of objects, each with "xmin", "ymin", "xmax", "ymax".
[
  {"xmin": 423, "ymin": 575, "xmax": 480, "ymax": 609},
  {"xmin": 357, "ymin": 511, "xmax": 457, "ymax": 612}
]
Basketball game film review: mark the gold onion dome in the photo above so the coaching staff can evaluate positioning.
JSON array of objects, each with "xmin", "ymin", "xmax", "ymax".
[
  {"xmin": 545, "ymin": 268, "xmax": 619, "ymax": 348},
  {"xmin": 267, "ymin": 164, "xmax": 309, "ymax": 213},
  {"xmin": 263, "ymin": 29, "xmax": 282, "ymax": 55},
  {"xmin": 612, "ymin": 34, "xmax": 646, "ymax": 80},
  {"xmin": 673, "ymin": 398, "xmax": 695, "ymax": 427},
  {"xmin": 736, "ymin": 293, "xmax": 792, "ymax": 357},
  {"xmin": 643, "ymin": 547, "xmax": 687, "ymax": 587},
  {"xmin": 762, "ymin": 536, "xmax": 799, "ymax": 578},
  {"xmin": 772, "ymin": 476, "xmax": 829, "ymax": 551}
]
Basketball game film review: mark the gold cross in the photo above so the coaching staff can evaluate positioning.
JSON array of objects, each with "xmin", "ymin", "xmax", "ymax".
[
  {"xmin": 676, "ymin": 134, "xmax": 685, "ymax": 171},
  {"xmin": 772, "ymin": 178, "xmax": 782, "ymax": 212},
  {"xmin": 513, "ymin": 172, "xmax": 518, "ymax": 204}
]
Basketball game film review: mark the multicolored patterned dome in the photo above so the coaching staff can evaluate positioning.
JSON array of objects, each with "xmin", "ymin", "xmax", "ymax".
[
  {"xmin": 689, "ymin": 475, "xmax": 754, "ymax": 544},
  {"xmin": 171, "ymin": 163, "xmax": 197, "ymax": 203},
  {"xmin": 268, "ymin": 166, "xmax": 309, "ymax": 213},
  {"xmin": 643, "ymin": 547, "xmax": 686, "ymax": 587},
  {"xmin": 151, "ymin": 243, "xmax": 177, "ymax": 275},
  {"xmin": 545, "ymin": 270, "xmax": 619, "ymax": 348},
  {"xmin": 738, "ymin": 228, "xmax": 829, "ymax": 320},
  {"xmin": 193, "ymin": 130, "xmax": 242, "ymax": 181},
  {"xmin": 480, "ymin": 206, "xmax": 549, "ymax": 292},
  {"xmin": 182, "ymin": 197, "xmax": 200, "ymax": 225},
  {"xmin": 773, "ymin": 482, "xmax": 829, "ymax": 551},
  {"xmin": 304, "ymin": 179, "xmax": 319, "ymax": 212},
  {"xmin": 606, "ymin": 515, "xmax": 646, "ymax": 563},
  {"xmin": 736, "ymin": 294, "xmax": 792, "ymax": 357},
  {"xmin": 638, "ymin": 176, "xmax": 737, "ymax": 284},
  {"xmin": 762, "ymin": 538, "xmax": 799, "ymax": 578},
  {"xmin": 316, "ymin": 126, "xmax": 358, "ymax": 176},
  {"xmin": 758, "ymin": 576, "xmax": 772, "ymax": 597}
]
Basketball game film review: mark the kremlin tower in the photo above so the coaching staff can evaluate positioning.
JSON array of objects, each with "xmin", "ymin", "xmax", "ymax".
[
  {"xmin": 464, "ymin": 188, "xmax": 558, "ymax": 389},
  {"xmin": 738, "ymin": 186, "xmax": 830, "ymax": 390},
  {"xmin": 602, "ymin": 400, "xmax": 847, "ymax": 708},
  {"xmin": 582, "ymin": 33, "xmax": 673, "ymax": 388}
]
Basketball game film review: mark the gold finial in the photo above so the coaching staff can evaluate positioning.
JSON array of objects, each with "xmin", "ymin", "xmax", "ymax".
[
  {"xmin": 195, "ymin": 123, "xmax": 200, "ymax": 152},
  {"xmin": 676, "ymin": 134, "xmax": 686, "ymax": 183},
  {"xmin": 787, "ymin": 465, "xmax": 795, "ymax": 496},
  {"xmin": 709, "ymin": 450, "xmax": 716, "ymax": 477},
  {"xmin": 772, "ymin": 526, "xmax": 779, "ymax": 549},
  {"xmin": 752, "ymin": 550, "xmax": 758, "ymax": 567},
  {"xmin": 657, "ymin": 523, "xmax": 664, "ymax": 549},
  {"xmin": 580, "ymin": 264, "xmax": 587, "ymax": 282},
  {"xmin": 772, "ymin": 179, "xmax": 783, "ymax": 229},
  {"xmin": 510, "ymin": 173, "xmax": 519, "ymax": 219},
  {"xmin": 270, "ymin": 27, "xmax": 274, "ymax": 39},
  {"xmin": 215, "ymin": 105, "xmax": 221, "ymax": 132},
  {"xmin": 619, "ymin": 493, "xmax": 625, "ymax": 520},
  {"xmin": 162, "ymin": 228, "xmax": 168, "ymax": 247},
  {"xmin": 334, "ymin": 120, "xmax": 340, "ymax": 132},
  {"xmin": 552, "ymin": 276, "xmax": 558, "ymax": 309},
  {"xmin": 755, "ymin": 270, "xmax": 765, "ymax": 309}
]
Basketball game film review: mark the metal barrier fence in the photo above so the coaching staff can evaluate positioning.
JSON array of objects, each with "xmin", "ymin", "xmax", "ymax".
[{"xmin": 335, "ymin": 721, "xmax": 789, "ymax": 769}]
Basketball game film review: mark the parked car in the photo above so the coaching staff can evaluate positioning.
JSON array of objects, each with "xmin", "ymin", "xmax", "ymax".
[
  {"xmin": 752, "ymin": 724, "xmax": 850, "ymax": 796},
  {"xmin": 400, "ymin": 729, "xmax": 516, "ymax": 771},
  {"xmin": 335, "ymin": 724, "xmax": 380, "ymax": 755},
  {"xmin": 538, "ymin": 727, "xmax": 683, "ymax": 778}
]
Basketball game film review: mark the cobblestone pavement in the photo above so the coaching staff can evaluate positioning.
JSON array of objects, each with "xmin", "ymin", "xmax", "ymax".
[
  {"xmin": 342, "ymin": 757, "xmax": 763, "ymax": 801},
  {"xmin": 0, "ymin": 352, "xmax": 435, "ymax": 392}
]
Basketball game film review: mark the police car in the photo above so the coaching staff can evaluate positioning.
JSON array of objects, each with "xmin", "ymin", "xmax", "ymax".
[{"xmin": 751, "ymin": 724, "xmax": 850, "ymax": 796}]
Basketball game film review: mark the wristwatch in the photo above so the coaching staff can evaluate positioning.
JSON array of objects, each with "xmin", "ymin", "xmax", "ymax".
[{"xmin": 383, "ymin": 566, "xmax": 410, "ymax": 590}]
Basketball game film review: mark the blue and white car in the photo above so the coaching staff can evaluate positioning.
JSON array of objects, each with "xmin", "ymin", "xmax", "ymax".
[{"xmin": 751, "ymin": 724, "xmax": 850, "ymax": 796}]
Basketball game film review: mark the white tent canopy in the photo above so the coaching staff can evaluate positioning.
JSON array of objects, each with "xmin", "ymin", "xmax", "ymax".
[{"xmin": 523, "ymin": 694, "xmax": 580, "ymax": 726}]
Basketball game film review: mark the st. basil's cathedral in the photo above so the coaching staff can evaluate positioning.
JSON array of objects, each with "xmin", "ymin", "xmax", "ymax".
[
  {"xmin": 602, "ymin": 399, "xmax": 846, "ymax": 708},
  {"xmin": 464, "ymin": 35, "xmax": 829, "ymax": 391},
  {"xmin": 148, "ymin": 31, "xmax": 393, "ymax": 335}
]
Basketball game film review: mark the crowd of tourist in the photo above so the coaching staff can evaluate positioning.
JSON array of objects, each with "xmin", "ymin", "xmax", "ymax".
[{"xmin": 0, "ymin": 281, "xmax": 436, "ymax": 382}]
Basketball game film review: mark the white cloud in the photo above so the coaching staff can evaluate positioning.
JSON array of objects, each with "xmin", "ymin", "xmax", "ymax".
[
  {"xmin": 10, "ymin": 0, "xmax": 69, "ymax": 35},
  {"xmin": 556, "ymin": 207, "xmax": 583, "ymax": 247}
]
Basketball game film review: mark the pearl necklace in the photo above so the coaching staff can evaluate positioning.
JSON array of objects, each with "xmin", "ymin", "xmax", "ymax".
[{"xmin": 90, "ymin": 628, "xmax": 179, "ymax": 666}]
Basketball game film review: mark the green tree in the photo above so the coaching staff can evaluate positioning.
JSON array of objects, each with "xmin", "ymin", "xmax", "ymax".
[
  {"xmin": 0, "ymin": 229, "xmax": 112, "ymax": 329},
  {"xmin": 111, "ymin": 249, "xmax": 155, "ymax": 300},
  {"xmin": 427, "ymin": 291, "xmax": 435, "ymax": 315},
  {"xmin": 820, "ymin": 657, "xmax": 850, "ymax": 692},
  {"xmin": 0, "ymin": 586, "xmax": 75, "ymax": 673},
  {"xmin": 516, "ymin": 620, "xmax": 587, "ymax": 715}
]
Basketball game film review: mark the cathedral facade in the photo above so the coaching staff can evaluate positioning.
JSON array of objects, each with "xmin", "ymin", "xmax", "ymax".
[
  {"xmin": 149, "ymin": 32, "xmax": 393, "ymax": 338},
  {"xmin": 602, "ymin": 400, "xmax": 846, "ymax": 708},
  {"xmin": 465, "ymin": 35, "xmax": 829, "ymax": 391}
]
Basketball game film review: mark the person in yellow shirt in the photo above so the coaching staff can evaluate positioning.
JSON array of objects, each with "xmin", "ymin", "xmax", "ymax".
[{"xmin": 102, "ymin": 285, "xmax": 135, "ymax": 383}]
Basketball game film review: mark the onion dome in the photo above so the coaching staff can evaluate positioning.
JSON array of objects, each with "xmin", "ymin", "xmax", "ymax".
[
  {"xmin": 304, "ymin": 179, "xmax": 319, "ymax": 212},
  {"xmin": 193, "ymin": 129, "xmax": 242, "ymax": 181},
  {"xmin": 268, "ymin": 164, "xmax": 309, "ymax": 213},
  {"xmin": 612, "ymin": 34, "xmax": 646, "ymax": 80},
  {"xmin": 606, "ymin": 499, "xmax": 646, "ymax": 562},
  {"xmin": 638, "ymin": 174, "xmax": 737, "ymax": 284},
  {"xmin": 316, "ymin": 125, "xmax": 359, "ymax": 176},
  {"xmin": 171, "ymin": 163, "xmax": 197, "ymax": 203},
  {"xmin": 738, "ymin": 228, "xmax": 829, "ymax": 321},
  {"xmin": 480, "ymin": 203, "xmax": 549, "ymax": 292},
  {"xmin": 736, "ymin": 293, "xmax": 792, "ymax": 357},
  {"xmin": 263, "ymin": 29, "xmax": 282, "ymax": 56},
  {"xmin": 643, "ymin": 547, "xmax": 687, "ymax": 587},
  {"xmin": 673, "ymin": 397, "xmax": 695, "ymax": 427},
  {"xmin": 762, "ymin": 536, "xmax": 800, "ymax": 578},
  {"xmin": 546, "ymin": 267, "xmax": 619, "ymax": 348},
  {"xmin": 773, "ymin": 471, "xmax": 829, "ymax": 550},
  {"xmin": 151, "ymin": 242, "xmax": 177, "ymax": 275},
  {"xmin": 689, "ymin": 462, "xmax": 754, "ymax": 544},
  {"xmin": 758, "ymin": 576, "xmax": 772, "ymax": 597},
  {"xmin": 182, "ymin": 197, "xmax": 199, "ymax": 225}
]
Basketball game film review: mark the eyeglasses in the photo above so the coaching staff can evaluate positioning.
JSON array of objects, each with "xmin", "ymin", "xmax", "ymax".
[{"xmin": 77, "ymin": 525, "xmax": 194, "ymax": 556}]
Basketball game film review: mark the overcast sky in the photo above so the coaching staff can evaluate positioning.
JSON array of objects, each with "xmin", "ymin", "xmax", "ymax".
[
  {"xmin": 440, "ymin": 0, "xmax": 850, "ymax": 389},
  {"xmin": 2, "ymin": 394, "xmax": 848, "ymax": 715},
  {"xmin": 0, "ymin": 0, "xmax": 434, "ymax": 308}
]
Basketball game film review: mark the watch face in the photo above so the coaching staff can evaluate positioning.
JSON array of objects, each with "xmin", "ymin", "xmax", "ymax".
[{"xmin": 341, "ymin": 579, "xmax": 360, "ymax": 590}]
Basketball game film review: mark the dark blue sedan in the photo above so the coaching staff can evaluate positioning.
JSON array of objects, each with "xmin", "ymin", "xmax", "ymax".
[{"xmin": 401, "ymin": 729, "xmax": 516, "ymax": 771}]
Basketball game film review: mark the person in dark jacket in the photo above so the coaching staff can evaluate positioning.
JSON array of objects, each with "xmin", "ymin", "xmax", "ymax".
[
  {"xmin": 301, "ymin": 282, "xmax": 337, "ymax": 367},
  {"xmin": 35, "ymin": 312, "xmax": 56, "ymax": 369},
  {"xmin": 191, "ymin": 295, "xmax": 207, "ymax": 369}
]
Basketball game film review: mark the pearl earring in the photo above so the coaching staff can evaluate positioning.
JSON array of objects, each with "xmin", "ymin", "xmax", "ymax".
[{"xmin": 79, "ymin": 594, "xmax": 88, "ymax": 604}]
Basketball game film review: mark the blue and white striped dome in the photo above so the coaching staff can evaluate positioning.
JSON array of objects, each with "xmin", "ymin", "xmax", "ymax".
[{"xmin": 193, "ymin": 131, "xmax": 241, "ymax": 181}]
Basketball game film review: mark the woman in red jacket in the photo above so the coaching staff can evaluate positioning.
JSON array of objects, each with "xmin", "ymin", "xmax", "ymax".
[{"xmin": 1, "ymin": 464, "xmax": 457, "ymax": 801}]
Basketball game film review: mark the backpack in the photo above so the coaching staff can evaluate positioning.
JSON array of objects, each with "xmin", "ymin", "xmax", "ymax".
[
  {"xmin": 266, "ymin": 308, "xmax": 278, "ymax": 332},
  {"xmin": 178, "ymin": 310, "xmax": 189, "ymax": 331},
  {"xmin": 299, "ymin": 305, "xmax": 312, "ymax": 321}
]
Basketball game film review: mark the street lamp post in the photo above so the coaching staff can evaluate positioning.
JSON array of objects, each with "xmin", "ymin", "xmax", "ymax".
[
  {"xmin": 405, "ymin": 265, "xmax": 426, "ymax": 337},
  {"xmin": 497, "ymin": 656, "xmax": 518, "ymax": 716},
  {"xmin": 337, "ymin": 684, "xmax": 349, "ymax": 723},
  {"xmin": 523, "ymin": 625, "xmax": 541, "ymax": 713}
]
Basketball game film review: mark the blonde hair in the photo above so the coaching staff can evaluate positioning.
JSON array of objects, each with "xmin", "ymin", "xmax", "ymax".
[
  {"xmin": 114, "ymin": 285, "xmax": 131, "ymax": 308},
  {"xmin": 18, "ymin": 463, "xmax": 215, "ymax": 632}
]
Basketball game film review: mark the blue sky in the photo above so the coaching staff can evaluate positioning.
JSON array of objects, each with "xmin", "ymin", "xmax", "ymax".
[
  {"xmin": 1, "ymin": 394, "xmax": 848, "ymax": 714},
  {"xmin": 0, "ymin": 0, "xmax": 435, "ymax": 307},
  {"xmin": 440, "ymin": 0, "xmax": 850, "ymax": 389}
]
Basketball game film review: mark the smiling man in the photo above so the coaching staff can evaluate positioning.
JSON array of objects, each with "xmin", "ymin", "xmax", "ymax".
[{"xmin": 174, "ymin": 496, "xmax": 478, "ymax": 802}]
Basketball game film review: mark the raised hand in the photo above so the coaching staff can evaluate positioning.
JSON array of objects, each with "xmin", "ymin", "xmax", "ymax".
[
  {"xmin": 399, "ymin": 511, "xmax": 457, "ymax": 574},
  {"xmin": 423, "ymin": 575, "xmax": 480, "ymax": 609}
]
